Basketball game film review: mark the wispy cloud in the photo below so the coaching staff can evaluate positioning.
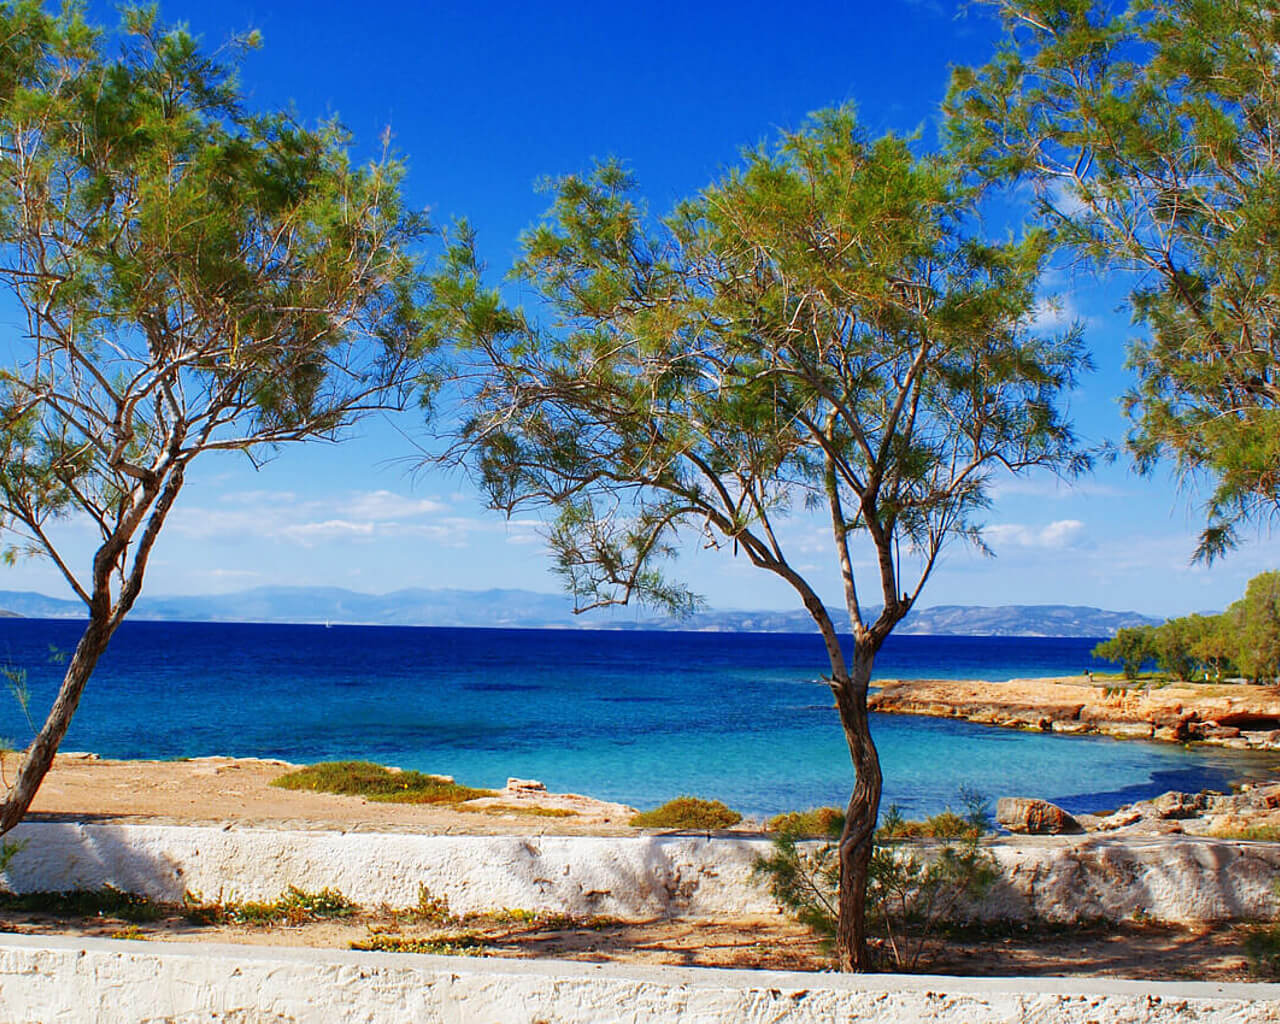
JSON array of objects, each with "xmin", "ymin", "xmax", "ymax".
[
  {"xmin": 985, "ymin": 519, "xmax": 1086, "ymax": 550},
  {"xmin": 988, "ymin": 477, "xmax": 1129, "ymax": 500},
  {"xmin": 171, "ymin": 488, "xmax": 463, "ymax": 547}
]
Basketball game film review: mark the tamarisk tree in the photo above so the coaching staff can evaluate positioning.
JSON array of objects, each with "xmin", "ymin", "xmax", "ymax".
[
  {"xmin": 430, "ymin": 109, "xmax": 1089, "ymax": 970},
  {"xmin": 0, "ymin": 5, "xmax": 427, "ymax": 833},
  {"xmin": 948, "ymin": 0, "xmax": 1280, "ymax": 559}
]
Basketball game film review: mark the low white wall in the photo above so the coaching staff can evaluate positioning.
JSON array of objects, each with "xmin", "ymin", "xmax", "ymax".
[
  {"xmin": 2, "ymin": 822, "xmax": 775, "ymax": 917},
  {"xmin": 984, "ymin": 838, "xmax": 1280, "ymax": 924},
  {"xmin": 4, "ymin": 822, "xmax": 1280, "ymax": 924},
  {"xmin": 0, "ymin": 935, "xmax": 1276, "ymax": 1024}
]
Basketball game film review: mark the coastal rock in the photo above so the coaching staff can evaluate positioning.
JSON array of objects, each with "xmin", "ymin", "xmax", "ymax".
[
  {"xmin": 869, "ymin": 676, "xmax": 1280, "ymax": 750},
  {"xmin": 505, "ymin": 777, "xmax": 547, "ymax": 793},
  {"xmin": 1151, "ymin": 791, "xmax": 1210, "ymax": 820},
  {"xmin": 996, "ymin": 797, "xmax": 1082, "ymax": 835},
  {"xmin": 1095, "ymin": 809, "xmax": 1142, "ymax": 831}
]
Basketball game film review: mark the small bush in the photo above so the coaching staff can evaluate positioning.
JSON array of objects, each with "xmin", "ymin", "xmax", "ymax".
[
  {"xmin": 753, "ymin": 790, "xmax": 998, "ymax": 972},
  {"xmin": 411, "ymin": 884, "xmax": 456, "ymax": 924},
  {"xmin": 767, "ymin": 807, "xmax": 844, "ymax": 837},
  {"xmin": 629, "ymin": 796, "xmax": 742, "ymax": 830},
  {"xmin": 183, "ymin": 886, "xmax": 357, "ymax": 926},
  {"xmin": 272, "ymin": 761, "xmax": 494, "ymax": 805}
]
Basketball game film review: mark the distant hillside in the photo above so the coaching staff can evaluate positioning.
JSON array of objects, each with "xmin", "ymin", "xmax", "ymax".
[{"xmin": 0, "ymin": 586, "xmax": 1162, "ymax": 637}]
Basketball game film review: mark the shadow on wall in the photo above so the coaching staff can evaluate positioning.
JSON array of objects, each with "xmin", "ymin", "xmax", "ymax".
[{"xmin": 1, "ymin": 822, "xmax": 192, "ymax": 900}]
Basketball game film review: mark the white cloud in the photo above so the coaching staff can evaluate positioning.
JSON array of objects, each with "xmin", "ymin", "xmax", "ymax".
[
  {"xmin": 217, "ymin": 490, "xmax": 298, "ymax": 506},
  {"xmin": 279, "ymin": 519, "xmax": 377, "ymax": 545},
  {"xmin": 170, "ymin": 488, "xmax": 457, "ymax": 546},
  {"xmin": 985, "ymin": 519, "xmax": 1086, "ymax": 550},
  {"xmin": 1047, "ymin": 180, "xmax": 1089, "ymax": 217},
  {"xmin": 1030, "ymin": 294, "xmax": 1081, "ymax": 333},
  {"xmin": 340, "ymin": 490, "xmax": 446, "ymax": 520}
]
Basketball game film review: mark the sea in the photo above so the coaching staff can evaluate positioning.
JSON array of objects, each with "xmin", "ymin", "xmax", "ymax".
[{"xmin": 0, "ymin": 618, "xmax": 1274, "ymax": 820}]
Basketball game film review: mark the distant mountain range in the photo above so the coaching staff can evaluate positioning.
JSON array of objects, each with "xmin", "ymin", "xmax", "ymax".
[{"xmin": 0, "ymin": 585, "xmax": 1162, "ymax": 637}]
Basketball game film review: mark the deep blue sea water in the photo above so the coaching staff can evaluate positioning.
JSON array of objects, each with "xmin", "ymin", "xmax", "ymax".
[{"xmin": 0, "ymin": 619, "xmax": 1274, "ymax": 819}]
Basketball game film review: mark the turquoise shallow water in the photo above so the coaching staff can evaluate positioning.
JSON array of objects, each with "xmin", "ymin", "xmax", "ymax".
[{"xmin": 0, "ymin": 619, "xmax": 1274, "ymax": 818}]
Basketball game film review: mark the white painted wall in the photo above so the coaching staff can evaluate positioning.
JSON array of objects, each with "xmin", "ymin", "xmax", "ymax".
[
  {"xmin": 0, "ymin": 935, "xmax": 1276, "ymax": 1024},
  {"xmin": 4, "ymin": 822, "xmax": 1280, "ymax": 924}
]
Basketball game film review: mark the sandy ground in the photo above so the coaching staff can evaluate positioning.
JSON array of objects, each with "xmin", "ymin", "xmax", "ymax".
[
  {"xmin": 1, "ymin": 752, "xmax": 1274, "ymax": 980},
  {"xmin": 12, "ymin": 753, "xmax": 641, "ymax": 835}
]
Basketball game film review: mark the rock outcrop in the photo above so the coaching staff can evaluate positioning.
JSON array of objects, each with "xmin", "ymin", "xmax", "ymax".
[
  {"xmin": 870, "ymin": 675, "xmax": 1280, "ymax": 749},
  {"xmin": 996, "ymin": 797, "xmax": 1082, "ymax": 834}
]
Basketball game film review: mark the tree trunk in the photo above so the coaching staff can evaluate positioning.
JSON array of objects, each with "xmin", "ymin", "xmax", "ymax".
[
  {"xmin": 832, "ymin": 640, "xmax": 883, "ymax": 971},
  {"xmin": 0, "ymin": 611, "xmax": 115, "ymax": 835}
]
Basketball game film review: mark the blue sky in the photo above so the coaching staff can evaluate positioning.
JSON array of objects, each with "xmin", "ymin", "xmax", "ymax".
[{"xmin": 5, "ymin": 0, "xmax": 1279, "ymax": 619}]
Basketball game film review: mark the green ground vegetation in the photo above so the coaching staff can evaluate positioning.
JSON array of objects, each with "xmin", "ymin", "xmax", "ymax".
[
  {"xmin": 183, "ymin": 886, "xmax": 357, "ymax": 926},
  {"xmin": 0, "ymin": 882, "xmax": 633, "ymax": 959},
  {"xmin": 628, "ymin": 796, "xmax": 743, "ymax": 830},
  {"xmin": 271, "ymin": 762, "xmax": 496, "ymax": 805},
  {"xmin": 1092, "ymin": 571, "xmax": 1280, "ymax": 683}
]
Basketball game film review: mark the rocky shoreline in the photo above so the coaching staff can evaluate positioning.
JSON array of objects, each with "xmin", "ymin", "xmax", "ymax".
[{"xmin": 869, "ymin": 675, "xmax": 1280, "ymax": 751}]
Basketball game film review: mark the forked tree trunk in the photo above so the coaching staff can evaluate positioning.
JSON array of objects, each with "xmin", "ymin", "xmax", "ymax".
[
  {"xmin": 0, "ymin": 610, "xmax": 117, "ymax": 835},
  {"xmin": 831, "ymin": 641, "xmax": 883, "ymax": 972}
]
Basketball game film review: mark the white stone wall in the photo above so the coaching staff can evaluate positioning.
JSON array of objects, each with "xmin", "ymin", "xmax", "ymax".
[
  {"xmin": 2, "ymin": 822, "xmax": 777, "ymax": 917},
  {"xmin": 0, "ymin": 934, "xmax": 1275, "ymax": 1023},
  {"xmin": 4, "ymin": 821, "xmax": 1280, "ymax": 924}
]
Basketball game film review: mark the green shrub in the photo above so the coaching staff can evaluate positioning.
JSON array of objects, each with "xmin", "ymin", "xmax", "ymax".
[
  {"xmin": 0, "ymin": 886, "xmax": 164, "ymax": 922},
  {"xmin": 767, "ymin": 807, "xmax": 844, "ymax": 837},
  {"xmin": 183, "ymin": 886, "xmax": 357, "ymax": 926},
  {"xmin": 629, "ymin": 796, "xmax": 742, "ymax": 829},
  {"xmin": 272, "ymin": 761, "xmax": 494, "ymax": 804},
  {"xmin": 753, "ymin": 791, "xmax": 997, "ymax": 972}
]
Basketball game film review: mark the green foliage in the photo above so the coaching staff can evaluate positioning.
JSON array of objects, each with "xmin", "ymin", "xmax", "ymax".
[
  {"xmin": 1231, "ymin": 571, "xmax": 1280, "ymax": 683},
  {"xmin": 0, "ymin": 885, "xmax": 164, "ymax": 922},
  {"xmin": 182, "ymin": 886, "xmax": 357, "ymax": 926},
  {"xmin": 271, "ymin": 761, "xmax": 495, "ymax": 804},
  {"xmin": 1091, "ymin": 571, "xmax": 1280, "ymax": 683},
  {"xmin": 754, "ymin": 796, "xmax": 998, "ymax": 971},
  {"xmin": 410, "ymin": 884, "xmax": 456, "ymax": 925},
  {"xmin": 0, "ymin": 2, "xmax": 427, "ymax": 834},
  {"xmin": 433, "ymin": 107, "xmax": 1088, "ymax": 626},
  {"xmin": 629, "ymin": 796, "xmax": 743, "ymax": 830},
  {"xmin": 1093, "ymin": 628, "xmax": 1158, "ymax": 680},
  {"xmin": 1246, "ymin": 924, "xmax": 1280, "ymax": 979},
  {"xmin": 430, "ymin": 104, "xmax": 1087, "ymax": 970},
  {"xmin": 949, "ymin": 0, "xmax": 1280, "ymax": 558},
  {"xmin": 767, "ymin": 807, "xmax": 846, "ymax": 837},
  {"xmin": 0, "ymin": 837, "xmax": 25, "ymax": 873}
]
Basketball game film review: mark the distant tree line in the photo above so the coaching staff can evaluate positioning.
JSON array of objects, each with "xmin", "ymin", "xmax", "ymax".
[{"xmin": 1093, "ymin": 572, "xmax": 1280, "ymax": 683}]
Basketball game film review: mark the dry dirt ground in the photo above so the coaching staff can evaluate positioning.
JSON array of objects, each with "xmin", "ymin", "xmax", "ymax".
[
  {"xmin": 0, "ymin": 753, "xmax": 1273, "ymax": 981},
  {"xmin": 0, "ymin": 904, "xmax": 1262, "ymax": 981}
]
